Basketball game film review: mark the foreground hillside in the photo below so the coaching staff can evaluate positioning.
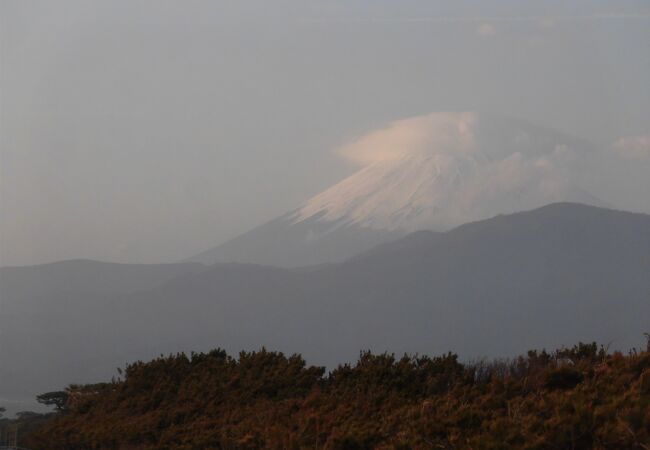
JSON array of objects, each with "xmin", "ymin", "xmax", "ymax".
[{"xmin": 26, "ymin": 342, "xmax": 650, "ymax": 449}]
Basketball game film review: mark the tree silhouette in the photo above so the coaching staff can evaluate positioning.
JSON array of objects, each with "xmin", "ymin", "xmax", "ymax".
[{"xmin": 36, "ymin": 391, "xmax": 68, "ymax": 411}]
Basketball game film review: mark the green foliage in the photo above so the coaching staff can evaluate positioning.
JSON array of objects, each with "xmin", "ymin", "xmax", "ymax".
[{"xmin": 25, "ymin": 342, "xmax": 650, "ymax": 449}]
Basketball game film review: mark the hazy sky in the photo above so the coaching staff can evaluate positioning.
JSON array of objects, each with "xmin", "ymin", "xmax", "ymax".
[{"xmin": 1, "ymin": 0, "xmax": 649, "ymax": 266}]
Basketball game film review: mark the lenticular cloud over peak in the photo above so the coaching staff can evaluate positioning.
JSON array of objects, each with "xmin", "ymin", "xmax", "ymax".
[
  {"xmin": 337, "ymin": 112, "xmax": 479, "ymax": 165},
  {"xmin": 295, "ymin": 112, "xmax": 603, "ymax": 231}
]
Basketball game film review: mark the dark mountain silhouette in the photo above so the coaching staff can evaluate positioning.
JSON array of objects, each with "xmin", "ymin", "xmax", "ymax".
[
  {"xmin": 2, "ymin": 203, "xmax": 649, "ymax": 413},
  {"xmin": 0, "ymin": 260, "xmax": 204, "ymax": 412}
]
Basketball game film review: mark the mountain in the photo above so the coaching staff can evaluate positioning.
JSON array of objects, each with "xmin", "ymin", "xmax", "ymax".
[
  {"xmin": 141, "ymin": 203, "xmax": 650, "ymax": 363},
  {"xmin": 0, "ymin": 259, "xmax": 204, "ymax": 300},
  {"xmin": 0, "ymin": 260, "xmax": 204, "ymax": 414},
  {"xmin": 188, "ymin": 112, "xmax": 604, "ymax": 267},
  {"xmin": 2, "ymin": 203, "xmax": 648, "ymax": 412},
  {"xmin": 188, "ymin": 212, "xmax": 404, "ymax": 268}
]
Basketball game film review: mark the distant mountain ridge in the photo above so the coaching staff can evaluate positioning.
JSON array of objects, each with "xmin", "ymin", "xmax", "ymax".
[
  {"xmin": 2, "ymin": 203, "xmax": 649, "ymax": 413},
  {"xmin": 187, "ymin": 212, "xmax": 404, "ymax": 267}
]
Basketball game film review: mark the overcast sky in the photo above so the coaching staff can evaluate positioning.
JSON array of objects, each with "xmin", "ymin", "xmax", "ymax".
[{"xmin": 1, "ymin": 0, "xmax": 649, "ymax": 266}]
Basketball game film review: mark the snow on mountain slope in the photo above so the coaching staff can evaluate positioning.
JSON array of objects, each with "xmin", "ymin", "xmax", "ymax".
[
  {"xmin": 188, "ymin": 112, "xmax": 604, "ymax": 266},
  {"xmin": 292, "ymin": 112, "xmax": 603, "ymax": 231}
]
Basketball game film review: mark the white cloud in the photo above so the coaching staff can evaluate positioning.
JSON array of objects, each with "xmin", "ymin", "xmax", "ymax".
[
  {"xmin": 299, "ymin": 13, "xmax": 650, "ymax": 25},
  {"xmin": 476, "ymin": 23, "xmax": 497, "ymax": 37},
  {"xmin": 303, "ymin": 112, "xmax": 650, "ymax": 231},
  {"xmin": 613, "ymin": 135, "xmax": 650, "ymax": 159},
  {"xmin": 300, "ymin": 112, "xmax": 618, "ymax": 231},
  {"xmin": 537, "ymin": 17, "xmax": 557, "ymax": 29},
  {"xmin": 337, "ymin": 112, "xmax": 477, "ymax": 166}
]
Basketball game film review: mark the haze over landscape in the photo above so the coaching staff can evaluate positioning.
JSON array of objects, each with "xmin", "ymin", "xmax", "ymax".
[
  {"xmin": 2, "ymin": 0, "xmax": 650, "ymax": 267},
  {"xmin": 0, "ymin": 1, "xmax": 649, "ymax": 448}
]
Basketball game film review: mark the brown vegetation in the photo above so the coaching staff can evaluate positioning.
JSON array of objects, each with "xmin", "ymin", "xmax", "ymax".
[{"xmin": 25, "ymin": 342, "xmax": 650, "ymax": 449}]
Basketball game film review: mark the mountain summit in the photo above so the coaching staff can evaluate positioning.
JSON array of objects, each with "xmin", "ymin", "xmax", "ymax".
[
  {"xmin": 189, "ymin": 112, "xmax": 603, "ymax": 266},
  {"xmin": 293, "ymin": 112, "xmax": 601, "ymax": 231}
]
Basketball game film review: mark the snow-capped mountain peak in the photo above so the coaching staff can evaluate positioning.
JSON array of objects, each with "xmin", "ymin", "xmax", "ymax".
[
  {"xmin": 188, "ymin": 112, "xmax": 605, "ymax": 267},
  {"xmin": 292, "ymin": 112, "xmax": 601, "ymax": 232}
]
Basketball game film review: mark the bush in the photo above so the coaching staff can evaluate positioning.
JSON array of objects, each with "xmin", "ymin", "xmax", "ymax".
[
  {"xmin": 543, "ymin": 366, "xmax": 584, "ymax": 390},
  {"xmin": 25, "ymin": 343, "xmax": 649, "ymax": 450}
]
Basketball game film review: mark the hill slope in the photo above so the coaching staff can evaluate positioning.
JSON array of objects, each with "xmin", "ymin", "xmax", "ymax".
[
  {"xmin": 138, "ymin": 203, "xmax": 650, "ymax": 365},
  {"xmin": 188, "ymin": 212, "xmax": 403, "ymax": 268},
  {"xmin": 0, "ymin": 260, "xmax": 204, "ymax": 413},
  {"xmin": 2, "ymin": 203, "xmax": 649, "ymax": 413}
]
